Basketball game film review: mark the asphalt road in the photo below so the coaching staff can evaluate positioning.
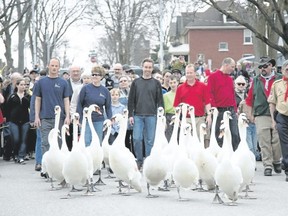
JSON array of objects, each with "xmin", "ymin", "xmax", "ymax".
[{"xmin": 0, "ymin": 159, "xmax": 287, "ymax": 216}]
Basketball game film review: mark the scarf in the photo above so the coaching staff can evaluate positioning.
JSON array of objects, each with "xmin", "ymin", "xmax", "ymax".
[
  {"xmin": 261, "ymin": 71, "xmax": 275, "ymax": 90},
  {"xmin": 283, "ymin": 76, "xmax": 288, "ymax": 101}
]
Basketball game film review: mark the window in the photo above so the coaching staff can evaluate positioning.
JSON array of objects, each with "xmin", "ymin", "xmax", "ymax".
[
  {"xmin": 244, "ymin": 29, "xmax": 252, "ymax": 44},
  {"xmin": 223, "ymin": 14, "xmax": 237, "ymax": 23},
  {"xmin": 218, "ymin": 42, "xmax": 228, "ymax": 51}
]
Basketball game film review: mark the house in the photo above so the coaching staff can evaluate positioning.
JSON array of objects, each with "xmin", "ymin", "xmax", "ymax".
[{"xmin": 169, "ymin": 1, "xmax": 254, "ymax": 70}]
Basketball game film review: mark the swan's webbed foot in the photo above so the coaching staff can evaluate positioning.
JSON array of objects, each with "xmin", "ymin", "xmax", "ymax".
[
  {"xmin": 70, "ymin": 185, "xmax": 83, "ymax": 192},
  {"xmin": 212, "ymin": 186, "xmax": 224, "ymax": 204},
  {"xmin": 90, "ymin": 183, "xmax": 101, "ymax": 192},
  {"xmin": 158, "ymin": 180, "xmax": 170, "ymax": 191},
  {"xmin": 94, "ymin": 177, "xmax": 106, "ymax": 185}
]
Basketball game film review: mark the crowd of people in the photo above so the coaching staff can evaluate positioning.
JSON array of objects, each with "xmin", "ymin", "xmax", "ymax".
[{"xmin": 0, "ymin": 55, "xmax": 287, "ymax": 182}]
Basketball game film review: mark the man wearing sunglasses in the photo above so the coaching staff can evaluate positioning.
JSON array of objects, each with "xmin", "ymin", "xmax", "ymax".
[{"xmin": 246, "ymin": 56, "xmax": 282, "ymax": 177}]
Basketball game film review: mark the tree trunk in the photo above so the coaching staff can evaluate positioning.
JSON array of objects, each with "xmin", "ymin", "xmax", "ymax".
[
  {"xmin": 3, "ymin": 30, "xmax": 14, "ymax": 74},
  {"xmin": 18, "ymin": 27, "xmax": 25, "ymax": 73}
]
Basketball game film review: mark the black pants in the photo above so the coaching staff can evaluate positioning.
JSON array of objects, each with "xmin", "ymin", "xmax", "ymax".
[
  {"xmin": 125, "ymin": 129, "xmax": 136, "ymax": 157},
  {"xmin": 276, "ymin": 113, "xmax": 288, "ymax": 171},
  {"xmin": 65, "ymin": 123, "xmax": 73, "ymax": 151},
  {"xmin": 215, "ymin": 108, "xmax": 240, "ymax": 151},
  {"xmin": 27, "ymin": 127, "xmax": 36, "ymax": 154}
]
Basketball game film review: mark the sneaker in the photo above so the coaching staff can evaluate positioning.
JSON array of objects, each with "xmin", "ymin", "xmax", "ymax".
[
  {"xmin": 285, "ymin": 171, "xmax": 288, "ymax": 182},
  {"xmin": 18, "ymin": 158, "xmax": 26, "ymax": 165},
  {"xmin": 272, "ymin": 163, "xmax": 282, "ymax": 173},
  {"xmin": 264, "ymin": 168, "xmax": 272, "ymax": 176},
  {"xmin": 24, "ymin": 155, "xmax": 30, "ymax": 161},
  {"xmin": 29, "ymin": 152, "xmax": 35, "ymax": 159},
  {"xmin": 35, "ymin": 164, "xmax": 41, "ymax": 171}
]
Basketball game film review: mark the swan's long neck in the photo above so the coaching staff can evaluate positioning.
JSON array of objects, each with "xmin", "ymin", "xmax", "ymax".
[
  {"xmin": 103, "ymin": 124, "xmax": 111, "ymax": 146},
  {"xmin": 61, "ymin": 127, "xmax": 68, "ymax": 151},
  {"xmin": 169, "ymin": 114, "xmax": 180, "ymax": 145},
  {"xmin": 238, "ymin": 122, "xmax": 248, "ymax": 149},
  {"xmin": 79, "ymin": 116, "xmax": 87, "ymax": 148},
  {"xmin": 179, "ymin": 105, "xmax": 188, "ymax": 144},
  {"xmin": 199, "ymin": 129, "xmax": 205, "ymax": 149},
  {"xmin": 222, "ymin": 116, "xmax": 233, "ymax": 159},
  {"xmin": 55, "ymin": 111, "xmax": 61, "ymax": 131},
  {"xmin": 190, "ymin": 109, "xmax": 200, "ymax": 144},
  {"xmin": 72, "ymin": 119, "xmax": 79, "ymax": 148},
  {"xmin": 87, "ymin": 110, "xmax": 100, "ymax": 146},
  {"xmin": 210, "ymin": 110, "xmax": 218, "ymax": 145},
  {"xmin": 113, "ymin": 116, "xmax": 127, "ymax": 146},
  {"xmin": 49, "ymin": 128, "xmax": 59, "ymax": 150}
]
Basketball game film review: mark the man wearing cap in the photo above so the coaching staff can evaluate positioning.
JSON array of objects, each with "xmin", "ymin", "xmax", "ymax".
[
  {"xmin": 267, "ymin": 59, "xmax": 288, "ymax": 181},
  {"xmin": 29, "ymin": 69, "xmax": 39, "ymax": 90},
  {"xmin": 246, "ymin": 56, "xmax": 282, "ymax": 176}
]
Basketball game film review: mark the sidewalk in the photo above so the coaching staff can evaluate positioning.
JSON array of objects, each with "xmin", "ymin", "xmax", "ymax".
[{"xmin": 0, "ymin": 159, "xmax": 287, "ymax": 216}]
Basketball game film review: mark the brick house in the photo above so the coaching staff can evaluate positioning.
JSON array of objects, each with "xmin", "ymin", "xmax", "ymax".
[{"xmin": 169, "ymin": 2, "xmax": 254, "ymax": 70}]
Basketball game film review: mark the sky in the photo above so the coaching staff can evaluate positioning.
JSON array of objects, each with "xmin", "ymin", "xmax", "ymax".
[
  {"xmin": 0, "ymin": 24, "xmax": 105, "ymax": 71},
  {"xmin": 62, "ymin": 25, "xmax": 105, "ymax": 70}
]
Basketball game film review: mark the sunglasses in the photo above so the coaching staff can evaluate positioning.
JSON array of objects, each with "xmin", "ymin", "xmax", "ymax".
[
  {"xmin": 259, "ymin": 64, "xmax": 269, "ymax": 69},
  {"xmin": 119, "ymin": 80, "xmax": 128, "ymax": 83},
  {"xmin": 237, "ymin": 83, "xmax": 246, "ymax": 86},
  {"xmin": 91, "ymin": 73, "xmax": 101, "ymax": 77}
]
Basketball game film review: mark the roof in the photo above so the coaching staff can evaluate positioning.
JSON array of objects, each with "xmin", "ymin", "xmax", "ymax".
[
  {"xmin": 172, "ymin": 1, "xmax": 244, "ymax": 37},
  {"xmin": 168, "ymin": 44, "xmax": 189, "ymax": 55}
]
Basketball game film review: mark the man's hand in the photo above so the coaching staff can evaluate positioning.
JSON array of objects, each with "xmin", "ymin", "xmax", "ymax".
[
  {"xmin": 64, "ymin": 116, "xmax": 71, "ymax": 126},
  {"xmin": 34, "ymin": 117, "xmax": 41, "ymax": 128},
  {"xmin": 129, "ymin": 117, "xmax": 134, "ymax": 126}
]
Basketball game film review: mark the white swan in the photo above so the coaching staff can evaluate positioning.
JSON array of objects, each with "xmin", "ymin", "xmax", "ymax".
[
  {"xmin": 43, "ymin": 106, "xmax": 66, "ymax": 189},
  {"xmin": 109, "ymin": 110, "xmax": 142, "ymax": 194},
  {"xmin": 60, "ymin": 124, "xmax": 70, "ymax": 156},
  {"xmin": 213, "ymin": 111, "xmax": 243, "ymax": 205},
  {"xmin": 62, "ymin": 112, "xmax": 90, "ymax": 195},
  {"xmin": 102, "ymin": 119, "xmax": 114, "ymax": 178},
  {"xmin": 207, "ymin": 107, "xmax": 221, "ymax": 158},
  {"xmin": 143, "ymin": 107, "xmax": 168, "ymax": 197},
  {"xmin": 86, "ymin": 104, "xmax": 104, "ymax": 185},
  {"xmin": 161, "ymin": 106, "xmax": 181, "ymax": 189},
  {"xmin": 187, "ymin": 105, "xmax": 201, "ymax": 161},
  {"xmin": 173, "ymin": 123, "xmax": 199, "ymax": 200},
  {"xmin": 41, "ymin": 105, "xmax": 61, "ymax": 178},
  {"xmin": 231, "ymin": 113, "xmax": 256, "ymax": 198},
  {"xmin": 194, "ymin": 123, "xmax": 218, "ymax": 191}
]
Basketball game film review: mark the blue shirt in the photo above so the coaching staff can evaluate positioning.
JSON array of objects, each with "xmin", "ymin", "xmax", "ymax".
[
  {"xmin": 33, "ymin": 76, "xmax": 70, "ymax": 119},
  {"xmin": 77, "ymin": 83, "xmax": 112, "ymax": 122},
  {"xmin": 111, "ymin": 103, "xmax": 125, "ymax": 135}
]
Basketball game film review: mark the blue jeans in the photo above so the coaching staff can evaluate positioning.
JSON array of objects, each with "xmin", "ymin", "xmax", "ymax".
[
  {"xmin": 133, "ymin": 115, "xmax": 157, "ymax": 164},
  {"xmin": 84, "ymin": 121, "xmax": 103, "ymax": 147},
  {"xmin": 246, "ymin": 123, "xmax": 260, "ymax": 160},
  {"xmin": 9, "ymin": 122, "xmax": 30, "ymax": 160},
  {"xmin": 35, "ymin": 128, "xmax": 42, "ymax": 164}
]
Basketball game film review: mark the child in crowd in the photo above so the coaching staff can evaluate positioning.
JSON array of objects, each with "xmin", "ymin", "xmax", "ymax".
[
  {"xmin": 109, "ymin": 88, "xmax": 125, "ymax": 144},
  {"xmin": 163, "ymin": 75, "xmax": 179, "ymax": 142}
]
